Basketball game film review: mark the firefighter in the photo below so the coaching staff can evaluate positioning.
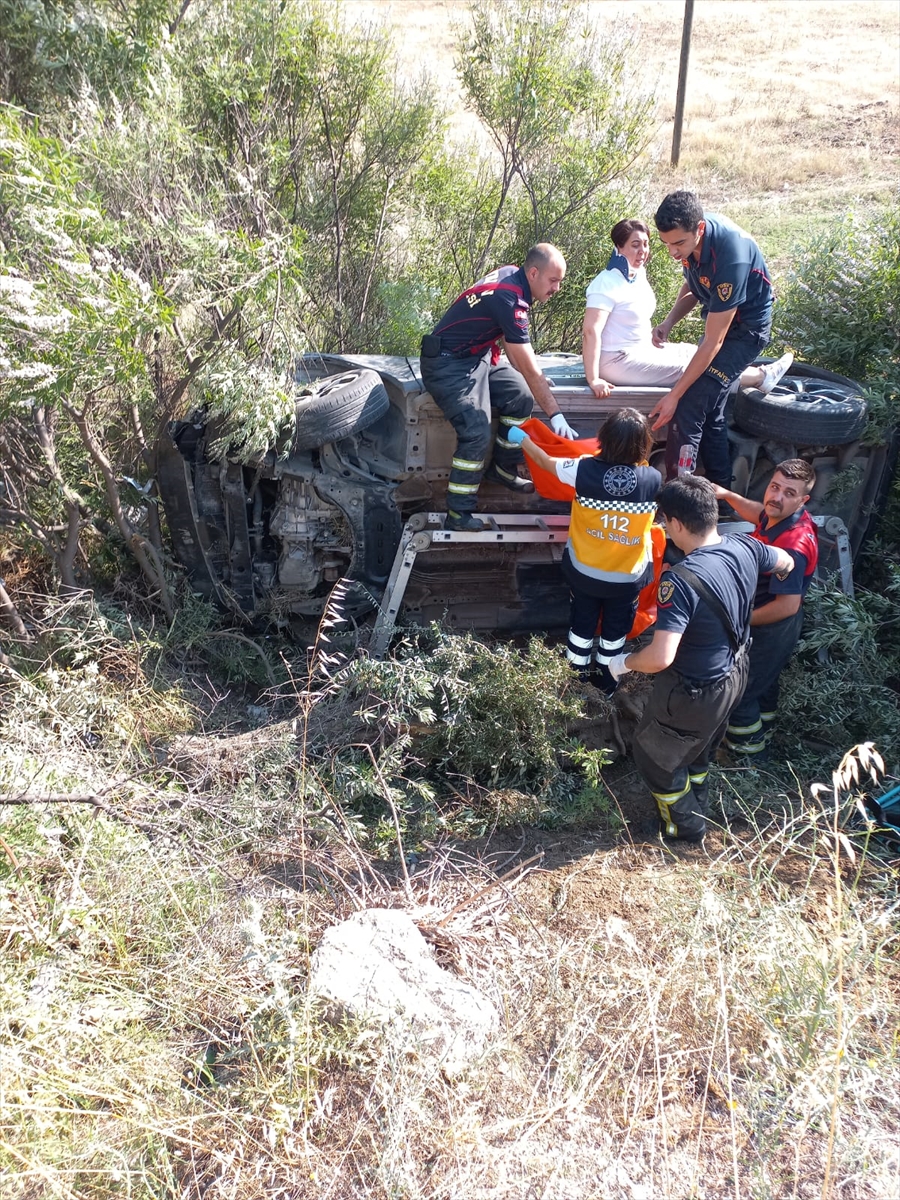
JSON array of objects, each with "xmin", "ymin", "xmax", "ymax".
[
  {"xmin": 607, "ymin": 476, "xmax": 793, "ymax": 842},
  {"xmin": 712, "ymin": 460, "xmax": 818, "ymax": 760},
  {"xmin": 420, "ymin": 243, "xmax": 576, "ymax": 532},
  {"xmin": 648, "ymin": 191, "xmax": 779, "ymax": 489}
]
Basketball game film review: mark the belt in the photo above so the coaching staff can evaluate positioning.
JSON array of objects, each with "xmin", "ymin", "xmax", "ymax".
[{"xmin": 421, "ymin": 333, "xmax": 456, "ymax": 358}]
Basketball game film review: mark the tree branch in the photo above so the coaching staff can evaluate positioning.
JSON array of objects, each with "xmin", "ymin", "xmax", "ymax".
[{"xmin": 0, "ymin": 578, "xmax": 30, "ymax": 641}]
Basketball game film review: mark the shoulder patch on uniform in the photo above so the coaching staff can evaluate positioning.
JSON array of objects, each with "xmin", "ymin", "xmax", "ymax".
[
  {"xmin": 717, "ymin": 282, "xmax": 733, "ymax": 302},
  {"xmin": 700, "ymin": 275, "xmax": 711, "ymax": 288},
  {"xmin": 657, "ymin": 578, "xmax": 675, "ymax": 606}
]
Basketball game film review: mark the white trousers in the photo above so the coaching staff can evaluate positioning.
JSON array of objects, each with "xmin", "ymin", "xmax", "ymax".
[{"xmin": 599, "ymin": 341, "xmax": 696, "ymax": 387}]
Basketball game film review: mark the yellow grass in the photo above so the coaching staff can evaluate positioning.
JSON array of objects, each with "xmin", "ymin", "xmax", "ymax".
[{"xmin": 350, "ymin": 0, "xmax": 900, "ymax": 259}]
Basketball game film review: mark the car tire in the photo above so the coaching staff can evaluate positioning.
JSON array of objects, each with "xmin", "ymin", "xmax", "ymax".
[
  {"xmin": 293, "ymin": 369, "xmax": 390, "ymax": 450},
  {"xmin": 733, "ymin": 377, "xmax": 867, "ymax": 445}
]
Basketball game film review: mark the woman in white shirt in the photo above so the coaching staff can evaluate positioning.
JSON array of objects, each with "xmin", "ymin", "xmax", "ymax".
[{"xmin": 582, "ymin": 219, "xmax": 792, "ymax": 400}]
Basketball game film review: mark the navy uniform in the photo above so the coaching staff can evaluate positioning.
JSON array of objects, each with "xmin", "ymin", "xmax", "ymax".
[
  {"xmin": 632, "ymin": 534, "xmax": 782, "ymax": 840},
  {"xmin": 553, "ymin": 455, "xmax": 660, "ymax": 677},
  {"xmin": 420, "ymin": 266, "xmax": 534, "ymax": 513},
  {"xmin": 668, "ymin": 214, "xmax": 774, "ymax": 485},
  {"xmin": 725, "ymin": 509, "xmax": 818, "ymax": 757}
]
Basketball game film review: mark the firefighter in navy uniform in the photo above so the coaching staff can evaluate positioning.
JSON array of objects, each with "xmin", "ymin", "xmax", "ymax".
[
  {"xmin": 420, "ymin": 243, "xmax": 577, "ymax": 532},
  {"xmin": 607, "ymin": 476, "xmax": 794, "ymax": 843},
  {"xmin": 509, "ymin": 408, "xmax": 660, "ymax": 692},
  {"xmin": 712, "ymin": 460, "xmax": 818, "ymax": 760},
  {"xmin": 648, "ymin": 191, "xmax": 780, "ymax": 488}
]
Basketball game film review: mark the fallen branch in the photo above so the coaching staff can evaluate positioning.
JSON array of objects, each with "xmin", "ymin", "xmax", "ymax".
[
  {"xmin": 0, "ymin": 578, "xmax": 30, "ymax": 641},
  {"xmin": 433, "ymin": 851, "xmax": 544, "ymax": 928},
  {"xmin": 206, "ymin": 630, "xmax": 278, "ymax": 686},
  {"xmin": 0, "ymin": 791, "xmax": 159, "ymax": 837}
]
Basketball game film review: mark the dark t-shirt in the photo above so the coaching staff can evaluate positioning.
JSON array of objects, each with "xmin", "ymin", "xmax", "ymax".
[
  {"xmin": 655, "ymin": 535, "xmax": 781, "ymax": 681},
  {"xmin": 682, "ymin": 214, "xmax": 774, "ymax": 333},
  {"xmin": 431, "ymin": 265, "xmax": 532, "ymax": 356}
]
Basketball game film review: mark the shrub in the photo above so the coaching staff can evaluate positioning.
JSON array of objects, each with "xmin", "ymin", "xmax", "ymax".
[
  {"xmin": 772, "ymin": 204, "xmax": 900, "ymax": 441},
  {"xmin": 774, "ymin": 581, "xmax": 900, "ymax": 767}
]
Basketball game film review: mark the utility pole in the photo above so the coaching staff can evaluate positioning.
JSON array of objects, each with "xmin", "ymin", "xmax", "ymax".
[{"xmin": 671, "ymin": 0, "xmax": 694, "ymax": 167}]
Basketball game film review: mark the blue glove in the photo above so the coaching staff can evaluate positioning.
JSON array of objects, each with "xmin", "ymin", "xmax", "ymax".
[{"xmin": 507, "ymin": 425, "xmax": 528, "ymax": 445}]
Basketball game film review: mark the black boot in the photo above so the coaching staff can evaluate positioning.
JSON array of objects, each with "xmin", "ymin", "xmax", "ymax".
[
  {"xmin": 593, "ymin": 663, "xmax": 619, "ymax": 697},
  {"xmin": 484, "ymin": 463, "xmax": 535, "ymax": 494},
  {"xmin": 445, "ymin": 510, "xmax": 487, "ymax": 532}
]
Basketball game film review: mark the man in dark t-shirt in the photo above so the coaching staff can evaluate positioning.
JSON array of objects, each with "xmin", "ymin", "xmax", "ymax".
[
  {"xmin": 420, "ymin": 243, "xmax": 574, "ymax": 532},
  {"xmin": 648, "ymin": 191, "xmax": 790, "ymax": 488},
  {"xmin": 607, "ymin": 475, "xmax": 793, "ymax": 842}
]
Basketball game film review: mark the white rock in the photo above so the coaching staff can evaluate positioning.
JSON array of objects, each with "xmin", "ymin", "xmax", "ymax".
[{"xmin": 309, "ymin": 908, "xmax": 498, "ymax": 1074}]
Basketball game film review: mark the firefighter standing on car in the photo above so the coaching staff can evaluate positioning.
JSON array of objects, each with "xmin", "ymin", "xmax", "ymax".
[
  {"xmin": 606, "ymin": 476, "xmax": 794, "ymax": 843},
  {"xmin": 712, "ymin": 460, "xmax": 819, "ymax": 760},
  {"xmin": 648, "ymin": 191, "xmax": 782, "ymax": 490},
  {"xmin": 420, "ymin": 243, "xmax": 578, "ymax": 532}
]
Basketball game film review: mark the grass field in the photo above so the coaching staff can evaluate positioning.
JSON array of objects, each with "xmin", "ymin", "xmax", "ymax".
[{"xmin": 353, "ymin": 0, "xmax": 900, "ymax": 265}]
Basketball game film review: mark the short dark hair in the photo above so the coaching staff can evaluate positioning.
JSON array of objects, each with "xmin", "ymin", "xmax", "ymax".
[
  {"xmin": 610, "ymin": 218, "xmax": 650, "ymax": 249},
  {"xmin": 657, "ymin": 475, "xmax": 718, "ymax": 535},
  {"xmin": 773, "ymin": 458, "xmax": 816, "ymax": 492},
  {"xmin": 654, "ymin": 190, "xmax": 704, "ymax": 233},
  {"xmin": 598, "ymin": 407, "xmax": 653, "ymax": 466}
]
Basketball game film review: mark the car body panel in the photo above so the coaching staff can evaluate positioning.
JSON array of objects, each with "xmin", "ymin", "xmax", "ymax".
[{"xmin": 159, "ymin": 353, "xmax": 892, "ymax": 633}]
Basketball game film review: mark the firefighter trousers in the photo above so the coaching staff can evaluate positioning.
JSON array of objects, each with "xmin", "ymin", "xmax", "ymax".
[
  {"xmin": 664, "ymin": 324, "xmax": 769, "ymax": 486},
  {"xmin": 420, "ymin": 350, "xmax": 533, "ymax": 513},
  {"xmin": 726, "ymin": 610, "xmax": 803, "ymax": 755},
  {"xmin": 632, "ymin": 652, "xmax": 748, "ymax": 840}
]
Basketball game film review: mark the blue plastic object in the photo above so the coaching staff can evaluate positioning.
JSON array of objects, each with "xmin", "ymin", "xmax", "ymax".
[{"xmin": 862, "ymin": 782, "xmax": 900, "ymax": 849}]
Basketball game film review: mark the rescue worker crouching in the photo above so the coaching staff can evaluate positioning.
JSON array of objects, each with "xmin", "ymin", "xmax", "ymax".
[
  {"xmin": 712, "ymin": 460, "xmax": 818, "ymax": 761},
  {"xmin": 607, "ymin": 476, "xmax": 794, "ymax": 843},
  {"xmin": 420, "ymin": 243, "xmax": 577, "ymax": 532},
  {"xmin": 509, "ymin": 408, "xmax": 660, "ymax": 693}
]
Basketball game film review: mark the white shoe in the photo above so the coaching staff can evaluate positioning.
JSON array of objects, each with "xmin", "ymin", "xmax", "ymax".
[{"xmin": 758, "ymin": 352, "xmax": 794, "ymax": 395}]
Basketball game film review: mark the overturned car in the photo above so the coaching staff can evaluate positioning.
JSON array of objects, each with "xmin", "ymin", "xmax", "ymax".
[{"xmin": 158, "ymin": 353, "xmax": 890, "ymax": 638}]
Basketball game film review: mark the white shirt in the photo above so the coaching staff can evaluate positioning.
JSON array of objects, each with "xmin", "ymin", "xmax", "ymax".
[
  {"xmin": 585, "ymin": 267, "xmax": 657, "ymax": 351},
  {"xmin": 554, "ymin": 457, "xmax": 586, "ymax": 486}
]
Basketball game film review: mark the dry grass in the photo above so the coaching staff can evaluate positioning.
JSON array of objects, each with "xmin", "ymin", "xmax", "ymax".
[
  {"xmin": 2, "ymin": 7, "xmax": 899, "ymax": 1193},
  {"xmin": 2, "ymin": 636, "xmax": 899, "ymax": 1200},
  {"xmin": 353, "ymin": 0, "xmax": 900, "ymax": 265}
]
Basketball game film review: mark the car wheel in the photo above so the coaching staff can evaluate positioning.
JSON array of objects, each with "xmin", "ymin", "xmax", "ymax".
[
  {"xmin": 733, "ymin": 377, "xmax": 867, "ymax": 445},
  {"xmin": 293, "ymin": 369, "xmax": 390, "ymax": 450}
]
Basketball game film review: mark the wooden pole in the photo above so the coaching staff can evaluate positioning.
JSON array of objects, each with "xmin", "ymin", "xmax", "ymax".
[{"xmin": 671, "ymin": 0, "xmax": 694, "ymax": 167}]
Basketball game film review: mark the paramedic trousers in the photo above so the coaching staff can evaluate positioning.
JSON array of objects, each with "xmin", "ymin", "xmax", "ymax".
[
  {"xmin": 566, "ymin": 584, "xmax": 640, "ymax": 671},
  {"xmin": 420, "ymin": 348, "xmax": 532, "ymax": 513}
]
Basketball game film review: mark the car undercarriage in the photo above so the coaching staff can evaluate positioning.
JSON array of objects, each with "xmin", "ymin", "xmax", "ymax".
[{"xmin": 158, "ymin": 353, "xmax": 891, "ymax": 638}]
